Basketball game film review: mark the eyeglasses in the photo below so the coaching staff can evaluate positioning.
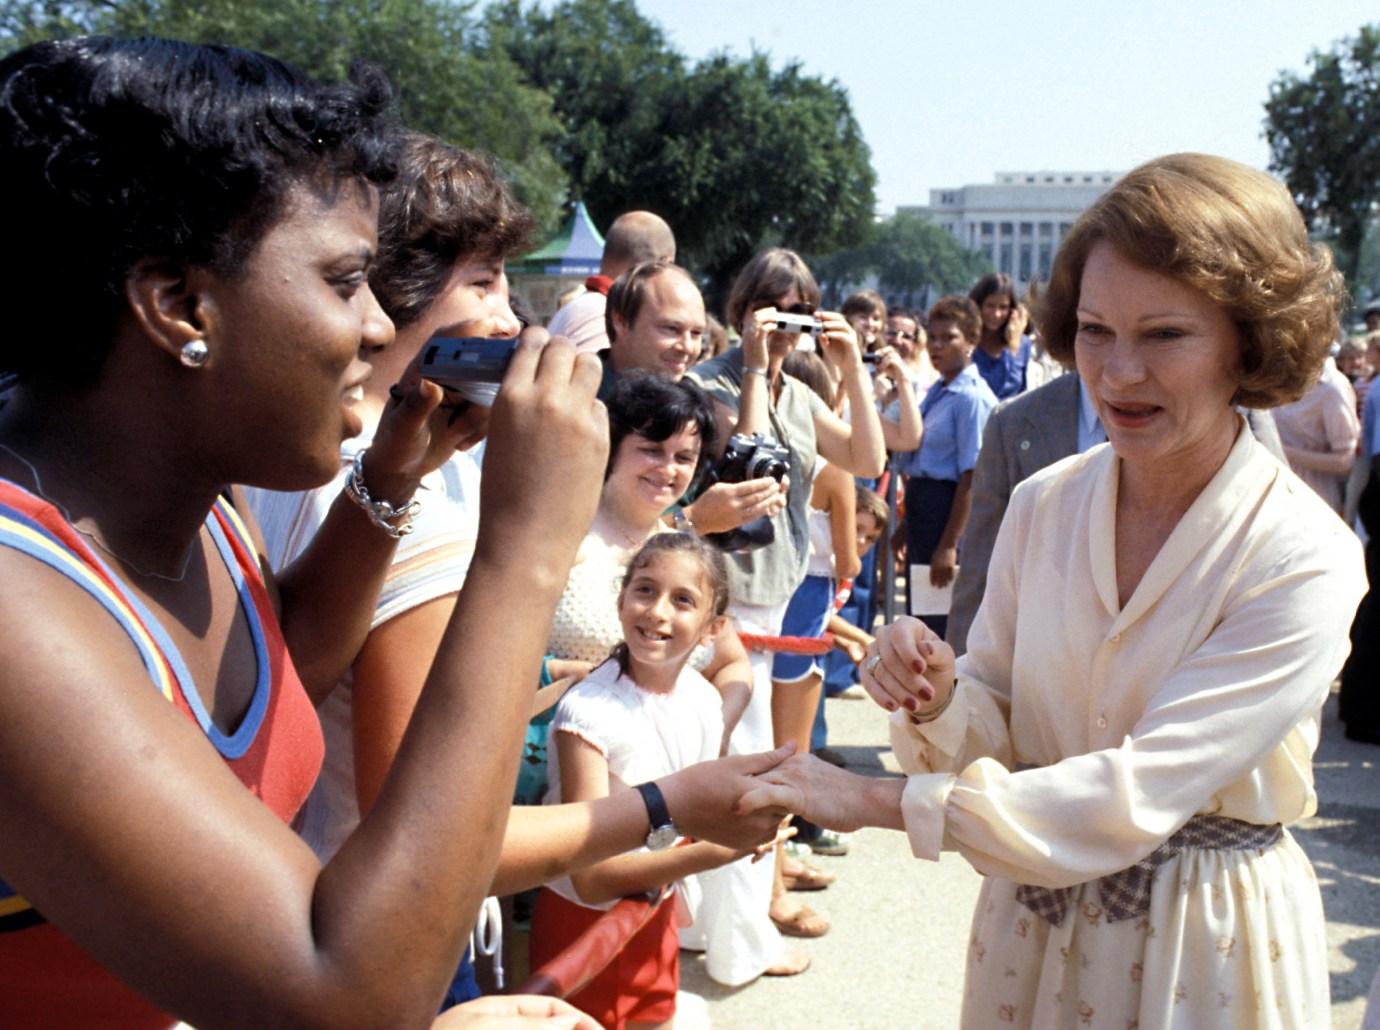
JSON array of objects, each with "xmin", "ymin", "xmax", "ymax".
[{"xmin": 885, "ymin": 328, "xmax": 917, "ymax": 342}]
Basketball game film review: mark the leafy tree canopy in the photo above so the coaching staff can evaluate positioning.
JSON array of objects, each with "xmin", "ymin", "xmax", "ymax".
[
  {"xmin": 811, "ymin": 213, "xmax": 990, "ymax": 310},
  {"xmin": 0, "ymin": 0, "xmax": 568, "ymax": 230},
  {"xmin": 1264, "ymin": 23, "xmax": 1380, "ymax": 284},
  {"xmin": 1, "ymin": 0, "xmax": 880, "ymax": 293},
  {"xmin": 489, "ymin": 0, "xmax": 877, "ymax": 304}
]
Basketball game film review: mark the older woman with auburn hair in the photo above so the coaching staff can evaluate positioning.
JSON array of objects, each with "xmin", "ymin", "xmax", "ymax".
[{"xmin": 741, "ymin": 154, "xmax": 1366, "ymax": 1027}]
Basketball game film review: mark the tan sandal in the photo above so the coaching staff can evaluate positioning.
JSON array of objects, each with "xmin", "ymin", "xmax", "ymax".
[
  {"xmin": 770, "ymin": 901, "xmax": 830, "ymax": 938},
  {"xmin": 782, "ymin": 860, "xmax": 836, "ymax": 891}
]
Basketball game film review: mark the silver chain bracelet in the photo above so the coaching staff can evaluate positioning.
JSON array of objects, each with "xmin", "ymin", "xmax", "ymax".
[{"xmin": 344, "ymin": 449, "xmax": 421, "ymax": 538}]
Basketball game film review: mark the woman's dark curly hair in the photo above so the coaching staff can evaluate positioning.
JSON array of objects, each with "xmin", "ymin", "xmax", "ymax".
[
  {"xmin": 372, "ymin": 132, "xmax": 535, "ymax": 329},
  {"xmin": 605, "ymin": 371, "xmax": 719, "ymax": 489},
  {"xmin": 0, "ymin": 36, "xmax": 399, "ymax": 383}
]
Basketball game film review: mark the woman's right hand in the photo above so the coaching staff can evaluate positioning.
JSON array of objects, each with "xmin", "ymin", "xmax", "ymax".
[
  {"xmin": 1004, "ymin": 304, "xmax": 1029, "ymax": 350},
  {"xmin": 739, "ymin": 306, "xmax": 779, "ymax": 370},
  {"xmin": 735, "ymin": 753, "xmax": 875, "ymax": 833},
  {"xmin": 860, "ymin": 616, "xmax": 956, "ymax": 716},
  {"xmin": 476, "ymin": 330, "xmax": 608, "ymax": 578},
  {"xmin": 874, "ymin": 345, "xmax": 909, "ymax": 386}
]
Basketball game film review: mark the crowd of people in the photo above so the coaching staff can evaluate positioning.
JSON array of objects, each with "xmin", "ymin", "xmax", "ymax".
[{"xmin": 0, "ymin": 34, "xmax": 1373, "ymax": 1030}]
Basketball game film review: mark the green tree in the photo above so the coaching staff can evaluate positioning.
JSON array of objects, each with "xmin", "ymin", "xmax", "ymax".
[
  {"xmin": 490, "ymin": 0, "xmax": 877, "ymax": 303},
  {"xmin": 663, "ymin": 53, "xmax": 876, "ymax": 304},
  {"xmin": 485, "ymin": 0, "xmax": 682, "ymax": 205},
  {"xmin": 0, "ymin": 0, "xmax": 569, "ymax": 232},
  {"xmin": 808, "ymin": 213, "xmax": 990, "ymax": 309},
  {"xmin": 872, "ymin": 213, "xmax": 990, "ymax": 299},
  {"xmin": 1264, "ymin": 24, "xmax": 1380, "ymax": 283}
]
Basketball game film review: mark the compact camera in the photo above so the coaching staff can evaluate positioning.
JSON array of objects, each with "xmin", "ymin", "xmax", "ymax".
[
  {"xmin": 420, "ymin": 336, "xmax": 520, "ymax": 385},
  {"xmin": 419, "ymin": 336, "xmax": 520, "ymax": 407},
  {"xmin": 769, "ymin": 311, "xmax": 824, "ymax": 338},
  {"xmin": 702, "ymin": 433, "xmax": 792, "ymax": 553}
]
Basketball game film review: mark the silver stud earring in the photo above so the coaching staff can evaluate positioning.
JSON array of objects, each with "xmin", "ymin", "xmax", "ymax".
[{"xmin": 180, "ymin": 339, "xmax": 209, "ymax": 368}]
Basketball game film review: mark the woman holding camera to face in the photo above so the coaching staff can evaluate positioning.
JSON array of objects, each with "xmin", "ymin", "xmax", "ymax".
[
  {"xmin": 741, "ymin": 154, "xmax": 1366, "ymax": 1028},
  {"xmin": 0, "ymin": 36, "xmax": 704, "ymax": 1028},
  {"xmin": 682, "ymin": 248, "xmax": 886, "ymax": 981},
  {"xmin": 969, "ymin": 271, "xmax": 1032, "ymax": 401}
]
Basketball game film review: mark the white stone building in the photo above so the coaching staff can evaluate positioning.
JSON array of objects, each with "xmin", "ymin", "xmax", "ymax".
[{"xmin": 900, "ymin": 171, "xmax": 1120, "ymax": 294}]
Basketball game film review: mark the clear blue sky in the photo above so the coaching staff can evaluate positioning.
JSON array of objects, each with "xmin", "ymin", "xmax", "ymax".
[{"xmin": 637, "ymin": 0, "xmax": 1377, "ymax": 213}]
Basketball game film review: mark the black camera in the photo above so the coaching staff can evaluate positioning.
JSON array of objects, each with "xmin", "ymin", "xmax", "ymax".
[
  {"xmin": 420, "ymin": 336, "xmax": 520, "ymax": 386},
  {"xmin": 714, "ymin": 433, "xmax": 791, "ymax": 483},
  {"xmin": 702, "ymin": 433, "xmax": 792, "ymax": 553}
]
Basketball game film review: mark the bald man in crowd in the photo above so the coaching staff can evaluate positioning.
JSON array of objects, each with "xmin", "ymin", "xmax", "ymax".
[{"xmin": 547, "ymin": 209, "xmax": 676, "ymax": 353}]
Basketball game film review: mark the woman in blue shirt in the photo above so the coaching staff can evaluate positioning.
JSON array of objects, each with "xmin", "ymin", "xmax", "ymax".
[
  {"xmin": 969, "ymin": 272, "xmax": 1031, "ymax": 400},
  {"xmin": 901, "ymin": 296, "xmax": 998, "ymax": 638}
]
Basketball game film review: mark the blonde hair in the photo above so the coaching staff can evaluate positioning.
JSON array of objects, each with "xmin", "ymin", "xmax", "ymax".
[{"xmin": 1033, "ymin": 153, "xmax": 1344, "ymax": 408}]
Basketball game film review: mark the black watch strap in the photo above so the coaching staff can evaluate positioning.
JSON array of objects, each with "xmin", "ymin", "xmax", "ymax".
[{"xmin": 635, "ymin": 781, "xmax": 673, "ymax": 831}]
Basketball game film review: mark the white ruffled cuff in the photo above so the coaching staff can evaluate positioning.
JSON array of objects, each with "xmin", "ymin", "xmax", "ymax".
[{"xmin": 900, "ymin": 772, "xmax": 957, "ymax": 861}]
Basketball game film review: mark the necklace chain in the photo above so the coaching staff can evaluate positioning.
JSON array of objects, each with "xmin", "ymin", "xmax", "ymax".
[{"xmin": 0, "ymin": 442, "xmax": 196, "ymax": 583}]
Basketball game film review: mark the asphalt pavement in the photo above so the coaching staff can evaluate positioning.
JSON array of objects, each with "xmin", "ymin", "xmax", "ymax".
[{"xmin": 681, "ymin": 688, "xmax": 1380, "ymax": 1029}]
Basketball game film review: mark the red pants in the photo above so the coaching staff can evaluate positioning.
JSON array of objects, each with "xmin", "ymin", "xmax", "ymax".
[{"xmin": 530, "ymin": 888, "xmax": 678, "ymax": 1028}]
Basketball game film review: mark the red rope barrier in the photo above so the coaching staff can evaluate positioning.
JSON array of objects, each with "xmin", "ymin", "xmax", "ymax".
[{"xmin": 516, "ymin": 890, "xmax": 671, "ymax": 999}]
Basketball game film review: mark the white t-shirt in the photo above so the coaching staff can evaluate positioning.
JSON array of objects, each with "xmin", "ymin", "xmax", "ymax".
[{"xmin": 543, "ymin": 659, "xmax": 723, "ymax": 909}]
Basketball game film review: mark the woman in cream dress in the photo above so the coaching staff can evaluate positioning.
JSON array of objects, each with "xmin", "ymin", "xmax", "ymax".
[{"xmin": 741, "ymin": 154, "xmax": 1367, "ymax": 1028}]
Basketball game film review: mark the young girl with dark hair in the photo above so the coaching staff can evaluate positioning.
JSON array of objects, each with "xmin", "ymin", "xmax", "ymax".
[{"xmin": 533, "ymin": 532, "xmax": 779, "ymax": 1030}]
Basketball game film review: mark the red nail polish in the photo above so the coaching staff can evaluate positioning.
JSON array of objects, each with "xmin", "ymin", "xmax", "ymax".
[
  {"xmin": 912, "ymin": 660, "xmax": 926, "ymax": 674},
  {"xmin": 904, "ymin": 697, "xmax": 919, "ymax": 712},
  {"xmin": 919, "ymin": 688, "xmax": 934, "ymax": 703},
  {"xmin": 884, "ymin": 701, "xmax": 897, "ymax": 712}
]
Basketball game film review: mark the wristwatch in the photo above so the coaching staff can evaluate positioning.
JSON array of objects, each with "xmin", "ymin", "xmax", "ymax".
[{"xmin": 635, "ymin": 781, "xmax": 680, "ymax": 851}]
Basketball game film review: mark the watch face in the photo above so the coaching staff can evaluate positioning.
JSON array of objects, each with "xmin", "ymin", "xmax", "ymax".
[{"xmin": 646, "ymin": 824, "xmax": 680, "ymax": 851}]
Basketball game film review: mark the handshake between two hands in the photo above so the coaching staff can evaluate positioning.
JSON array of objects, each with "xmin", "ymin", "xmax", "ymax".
[{"xmin": 676, "ymin": 617, "xmax": 955, "ymax": 843}]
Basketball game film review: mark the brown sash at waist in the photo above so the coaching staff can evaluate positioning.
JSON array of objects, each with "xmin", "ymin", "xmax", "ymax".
[{"xmin": 1014, "ymin": 814, "xmax": 1283, "ymax": 926}]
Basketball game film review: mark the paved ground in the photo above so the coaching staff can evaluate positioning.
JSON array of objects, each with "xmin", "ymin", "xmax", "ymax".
[{"xmin": 681, "ymin": 689, "xmax": 1380, "ymax": 1029}]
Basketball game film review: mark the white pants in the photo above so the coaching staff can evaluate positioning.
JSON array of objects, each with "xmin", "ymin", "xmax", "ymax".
[{"xmin": 679, "ymin": 600, "xmax": 788, "ymax": 985}]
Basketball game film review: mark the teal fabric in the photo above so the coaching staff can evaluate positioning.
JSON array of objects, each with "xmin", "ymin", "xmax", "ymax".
[{"xmin": 514, "ymin": 657, "xmax": 556, "ymax": 805}]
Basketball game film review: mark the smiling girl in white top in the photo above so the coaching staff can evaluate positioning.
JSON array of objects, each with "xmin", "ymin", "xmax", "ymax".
[{"xmin": 534, "ymin": 532, "xmax": 775, "ymax": 1029}]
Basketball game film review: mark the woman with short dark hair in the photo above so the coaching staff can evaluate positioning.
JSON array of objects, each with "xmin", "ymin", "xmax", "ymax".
[{"xmin": 0, "ymin": 37, "xmax": 612, "ymax": 1027}]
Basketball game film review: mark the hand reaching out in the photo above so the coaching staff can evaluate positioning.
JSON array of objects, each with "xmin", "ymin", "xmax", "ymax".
[
  {"xmin": 657, "ymin": 744, "xmax": 796, "ymax": 851},
  {"xmin": 734, "ymin": 754, "xmax": 875, "ymax": 834}
]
